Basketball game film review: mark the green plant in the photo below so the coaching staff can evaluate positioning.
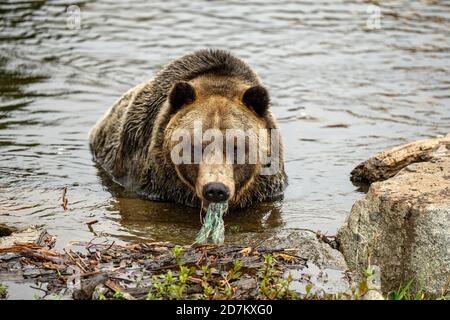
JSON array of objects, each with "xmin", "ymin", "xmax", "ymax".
[
  {"xmin": 259, "ymin": 255, "xmax": 297, "ymax": 300},
  {"xmin": 147, "ymin": 263, "xmax": 197, "ymax": 300},
  {"xmin": 172, "ymin": 245, "xmax": 183, "ymax": 265},
  {"xmin": 200, "ymin": 264, "xmax": 215, "ymax": 300},
  {"xmin": 112, "ymin": 290, "xmax": 126, "ymax": 300},
  {"xmin": 147, "ymin": 251, "xmax": 246, "ymax": 300},
  {"xmin": 387, "ymin": 279, "xmax": 433, "ymax": 300},
  {"xmin": 139, "ymin": 249, "xmax": 447, "ymax": 300},
  {"xmin": 0, "ymin": 284, "xmax": 7, "ymax": 299}
]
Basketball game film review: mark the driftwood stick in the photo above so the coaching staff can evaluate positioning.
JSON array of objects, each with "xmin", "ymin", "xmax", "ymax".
[
  {"xmin": 62, "ymin": 186, "xmax": 69, "ymax": 211},
  {"xmin": 351, "ymin": 133, "xmax": 450, "ymax": 183}
]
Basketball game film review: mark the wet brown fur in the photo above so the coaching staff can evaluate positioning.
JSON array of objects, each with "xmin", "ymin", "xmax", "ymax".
[{"xmin": 89, "ymin": 49, "xmax": 287, "ymax": 209}]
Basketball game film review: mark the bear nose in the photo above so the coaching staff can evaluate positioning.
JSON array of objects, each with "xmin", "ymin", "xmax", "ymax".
[{"xmin": 203, "ymin": 183, "xmax": 230, "ymax": 203}]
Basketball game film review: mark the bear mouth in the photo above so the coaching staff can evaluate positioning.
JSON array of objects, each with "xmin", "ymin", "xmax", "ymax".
[{"xmin": 200, "ymin": 199, "xmax": 229, "ymax": 211}]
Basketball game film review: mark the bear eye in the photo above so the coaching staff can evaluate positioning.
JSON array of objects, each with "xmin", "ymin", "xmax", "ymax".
[
  {"xmin": 242, "ymin": 85, "xmax": 270, "ymax": 117},
  {"xmin": 168, "ymin": 81, "xmax": 196, "ymax": 114}
]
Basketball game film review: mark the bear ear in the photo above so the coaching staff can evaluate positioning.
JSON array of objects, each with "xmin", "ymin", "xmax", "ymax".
[
  {"xmin": 168, "ymin": 81, "xmax": 196, "ymax": 114},
  {"xmin": 242, "ymin": 85, "xmax": 270, "ymax": 117}
]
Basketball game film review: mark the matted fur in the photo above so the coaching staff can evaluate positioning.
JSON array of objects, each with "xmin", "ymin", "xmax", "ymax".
[{"xmin": 89, "ymin": 49, "xmax": 287, "ymax": 208}]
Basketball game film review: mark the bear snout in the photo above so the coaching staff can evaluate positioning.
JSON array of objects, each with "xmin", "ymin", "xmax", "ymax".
[{"xmin": 202, "ymin": 182, "xmax": 230, "ymax": 203}]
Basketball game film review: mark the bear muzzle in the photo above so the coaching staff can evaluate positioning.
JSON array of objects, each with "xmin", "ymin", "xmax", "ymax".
[
  {"xmin": 202, "ymin": 182, "xmax": 230, "ymax": 203},
  {"xmin": 196, "ymin": 161, "xmax": 235, "ymax": 208}
]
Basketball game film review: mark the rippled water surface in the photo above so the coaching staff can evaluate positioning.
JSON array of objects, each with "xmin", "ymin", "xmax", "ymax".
[{"xmin": 1, "ymin": 0, "xmax": 449, "ymax": 248}]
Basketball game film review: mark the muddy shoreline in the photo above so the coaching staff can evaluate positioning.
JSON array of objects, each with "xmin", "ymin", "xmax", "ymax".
[{"xmin": 0, "ymin": 225, "xmax": 356, "ymax": 300}]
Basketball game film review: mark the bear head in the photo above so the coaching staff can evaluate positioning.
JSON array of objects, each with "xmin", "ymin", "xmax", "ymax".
[{"xmin": 154, "ymin": 74, "xmax": 281, "ymax": 209}]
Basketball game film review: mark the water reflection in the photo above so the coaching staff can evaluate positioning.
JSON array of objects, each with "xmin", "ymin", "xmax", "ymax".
[
  {"xmin": 97, "ymin": 166, "xmax": 284, "ymax": 244},
  {"xmin": 110, "ymin": 197, "xmax": 284, "ymax": 245}
]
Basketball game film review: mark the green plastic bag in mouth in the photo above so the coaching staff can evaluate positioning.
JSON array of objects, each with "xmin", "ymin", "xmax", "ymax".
[{"xmin": 195, "ymin": 202, "xmax": 228, "ymax": 245}]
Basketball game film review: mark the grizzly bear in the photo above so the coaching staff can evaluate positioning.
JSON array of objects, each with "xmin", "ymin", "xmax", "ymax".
[{"xmin": 89, "ymin": 49, "xmax": 287, "ymax": 209}]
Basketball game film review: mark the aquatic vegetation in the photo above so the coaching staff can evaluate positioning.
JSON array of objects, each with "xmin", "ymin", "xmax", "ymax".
[{"xmin": 195, "ymin": 202, "xmax": 228, "ymax": 245}]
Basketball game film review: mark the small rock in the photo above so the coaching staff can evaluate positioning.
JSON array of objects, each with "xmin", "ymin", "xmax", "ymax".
[
  {"xmin": 233, "ymin": 275, "xmax": 258, "ymax": 299},
  {"xmin": 362, "ymin": 290, "xmax": 384, "ymax": 300}
]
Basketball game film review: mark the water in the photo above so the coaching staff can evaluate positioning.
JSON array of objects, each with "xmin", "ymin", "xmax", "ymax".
[{"xmin": 1, "ymin": 0, "xmax": 449, "ymax": 249}]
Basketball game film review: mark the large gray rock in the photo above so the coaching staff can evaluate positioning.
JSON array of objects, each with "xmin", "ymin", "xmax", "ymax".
[{"xmin": 338, "ymin": 156, "xmax": 450, "ymax": 295}]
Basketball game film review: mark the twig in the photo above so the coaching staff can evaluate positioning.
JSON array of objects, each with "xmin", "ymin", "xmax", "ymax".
[
  {"xmin": 30, "ymin": 285, "xmax": 49, "ymax": 298},
  {"xmin": 62, "ymin": 186, "xmax": 69, "ymax": 211},
  {"xmin": 86, "ymin": 220, "xmax": 99, "ymax": 236},
  {"xmin": 64, "ymin": 248, "xmax": 87, "ymax": 273},
  {"xmin": 100, "ymin": 241, "xmax": 115, "ymax": 254},
  {"xmin": 73, "ymin": 251, "xmax": 89, "ymax": 270},
  {"xmin": 86, "ymin": 220, "xmax": 98, "ymax": 226},
  {"xmin": 79, "ymin": 271, "xmax": 102, "ymax": 278}
]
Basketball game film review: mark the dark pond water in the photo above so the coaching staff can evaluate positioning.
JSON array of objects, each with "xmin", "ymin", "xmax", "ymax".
[{"xmin": 1, "ymin": 0, "xmax": 449, "ymax": 249}]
